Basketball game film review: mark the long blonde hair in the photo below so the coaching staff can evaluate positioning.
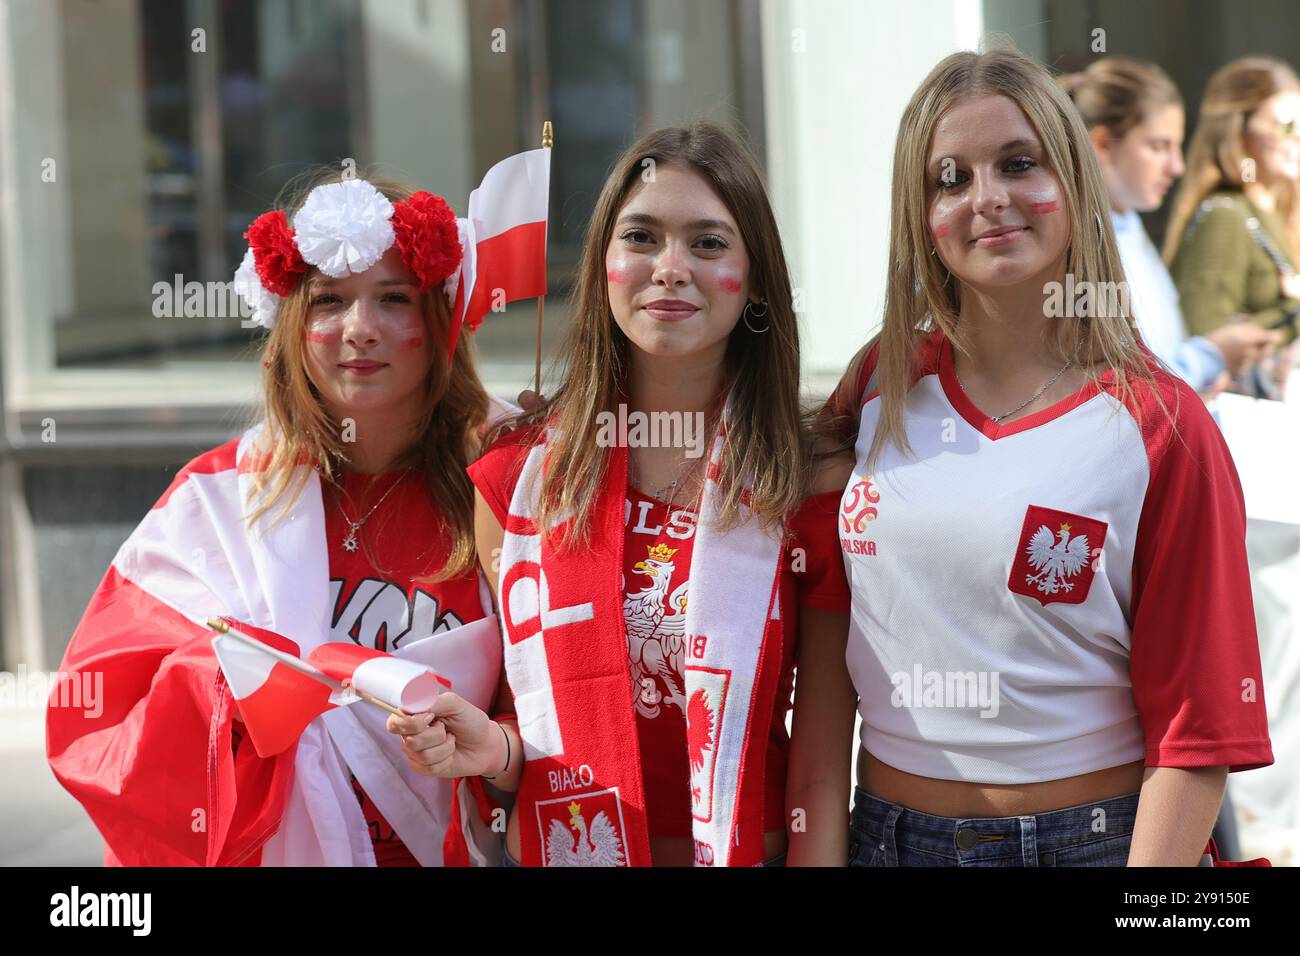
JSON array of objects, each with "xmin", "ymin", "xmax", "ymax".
[
  {"xmin": 246, "ymin": 170, "xmax": 491, "ymax": 582},
  {"xmin": 496, "ymin": 123, "xmax": 805, "ymax": 548},
  {"xmin": 1163, "ymin": 56, "xmax": 1300, "ymax": 264},
  {"xmin": 846, "ymin": 46, "xmax": 1155, "ymax": 468}
]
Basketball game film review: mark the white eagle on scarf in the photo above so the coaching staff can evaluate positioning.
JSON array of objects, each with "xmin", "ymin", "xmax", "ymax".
[
  {"xmin": 624, "ymin": 542, "xmax": 690, "ymax": 719},
  {"xmin": 545, "ymin": 800, "xmax": 626, "ymax": 866}
]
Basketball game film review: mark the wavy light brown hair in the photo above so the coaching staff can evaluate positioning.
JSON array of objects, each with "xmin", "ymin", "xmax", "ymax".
[
  {"xmin": 1061, "ymin": 56, "xmax": 1183, "ymax": 139},
  {"xmin": 825, "ymin": 46, "xmax": 1159, "ymax": 467},
  {"xmin": 1163, "ymin": 56, "xmax": 1300, "ymax": 264},
  {"xmin": 245, "ymin": 170, "xmax": 491, "ymax": 582},
  {"xmin": 497, "ymin": 123, "xmax": 805, "ymax": 547}
]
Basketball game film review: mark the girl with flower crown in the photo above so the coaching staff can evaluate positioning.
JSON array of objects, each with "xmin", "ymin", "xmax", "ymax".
[{"xmin": 47, "ymin": 171, "xmax": 509, "ymax": 866}]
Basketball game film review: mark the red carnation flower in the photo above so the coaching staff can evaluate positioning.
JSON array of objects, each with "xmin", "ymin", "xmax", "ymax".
[
  {"xmin": 244, "ymin": 210, "xmax": 307, "ymax": 296},
  {"xmin": 391, "ymin": 191, "xmax": 462, "ymax": 292}
]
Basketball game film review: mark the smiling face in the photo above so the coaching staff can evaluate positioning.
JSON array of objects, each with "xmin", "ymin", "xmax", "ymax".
[
  {"xmin": 926, "ymin": 94, "xmax": 1073, "ymax": 292},
  {"xmin": 605, "ymin": 164, "xmax": 754, "ymax": 362},
  {"xmin": 301, "ymin": 246, "xmax": 435, "ymax": 422},
  {"xmin": 1096, "ymin": 105, "xmax": 1186, "ymax": 212},
  {"xmin": 1244, "ymin": 89, "xmax": 1300, "ymax": 185}
]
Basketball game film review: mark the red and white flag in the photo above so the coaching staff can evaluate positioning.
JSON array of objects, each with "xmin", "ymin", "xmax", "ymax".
[
  {"xmin": 449, "ymin": 147, "xmax": 550, "ymax": 355},
  {"xmin": 211, "ymin": 619, "xmax": 452, "ymax": 759},
  {"xmin": 47, "ymin": 424, "xmax": 503, "ymax": 867}
]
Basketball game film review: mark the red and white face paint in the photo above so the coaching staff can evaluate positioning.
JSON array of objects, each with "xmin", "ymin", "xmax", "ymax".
[
  {"xmin": 302, "ymin": 246, "xmax": 434, "ymax": 423},
  {"xmin": 604, "ymin": 164, "xmax": 753, "ymax": 362},
  {"xmin": 925, "ymin": 94, "xmax": 1072, "ymax": 291}
]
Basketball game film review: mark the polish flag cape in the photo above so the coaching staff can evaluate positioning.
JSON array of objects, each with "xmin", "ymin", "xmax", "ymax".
[
  {"xmin": 46, "ymin": 422, "xmax": 502, "ymax": 866},
  {"xmin": 499, "ymin": 414, "xmax": 785, "ymax": 866}
]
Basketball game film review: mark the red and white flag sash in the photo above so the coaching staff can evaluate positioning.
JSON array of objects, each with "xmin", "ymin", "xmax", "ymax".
[
  {"xmin": 499, "ymin": 421, "xmax": 784, "ymax": 866},
  {"xmin": 48, "ymin": 421, "xmax": 501, "ymax": 866}
]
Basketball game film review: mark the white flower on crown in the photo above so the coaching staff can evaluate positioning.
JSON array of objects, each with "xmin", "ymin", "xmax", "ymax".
[
  {"xmin": 233, "ymin": 248, "xmax": 281, "ymax": 330},
  {"xmin": 292, "ymin": 179, "xmax": 395, "ymax": 278}
]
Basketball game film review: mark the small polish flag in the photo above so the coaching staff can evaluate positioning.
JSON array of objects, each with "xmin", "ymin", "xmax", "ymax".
[
  {"xmin": 449, "ymin": 146, "xmax": 551, "ymax": 356},
  {"xmin": 209, "ymin": 618, "xmax": 451, "ymax": 758}
]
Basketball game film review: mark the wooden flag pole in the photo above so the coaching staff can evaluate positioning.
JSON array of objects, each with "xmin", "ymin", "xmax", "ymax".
[{"xmin": 535, "ymin": 120, "xmax": 552, "ymax": 397}]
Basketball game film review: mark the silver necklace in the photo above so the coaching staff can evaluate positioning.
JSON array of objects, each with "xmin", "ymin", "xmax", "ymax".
[
  {"xmin": 629, "ymin": 452, "xmax": 703, "ymax": 508},
  {"xmin": 955, "ymin": 358, "xmax": 1073, "ymax": 424},
  {"xmin": 338, "ymin": 473, "xmax": 405, "ymax": 552}
]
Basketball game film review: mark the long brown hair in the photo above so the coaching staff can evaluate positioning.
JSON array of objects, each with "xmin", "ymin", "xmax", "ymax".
[
  {"xmin": 245, "ymin": 170, "xmax": 491, "ymax": 582},
  {"xmin": 1060, "ymin": 57, "xmax": 1183, "ymax": 139},
  {"xmin": 497, "ymin": 123, "xmax": 805, "ymax": 547},
  {"xmin": 831, "ymin": 47, "xmax": 1157, "ymax": 468},
  {"xmin": 1163, "ymin": 56, "xmax": 1300, "ymax": 264}
]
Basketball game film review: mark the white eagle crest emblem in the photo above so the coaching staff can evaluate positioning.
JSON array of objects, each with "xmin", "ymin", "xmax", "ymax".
[
  {"xmin": 545, "ymin": 800, "xmax": 626, "ymax": 867},
  {"xmin": 1024, "ymin": 522, "xmax": 1091, "ymax": 595}
]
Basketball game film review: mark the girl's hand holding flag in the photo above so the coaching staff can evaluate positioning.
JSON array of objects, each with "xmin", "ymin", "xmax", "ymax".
[{"xmin": 388, "ymin": 693, "xmax": 508, "ymax": 779}]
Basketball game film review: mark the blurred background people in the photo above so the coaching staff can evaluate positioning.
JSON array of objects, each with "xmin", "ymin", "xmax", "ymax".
[
  {"xmin": 1065, "ymin": 58, "xmax": 1280, "ymax": 397},
  {"xmin": 1166, "ymin": 56, "xmax": 1300, "ymax": 394},
  {"xmin": 1165, "ymin": 54, "xmax": 1300, "ymax": 865}
]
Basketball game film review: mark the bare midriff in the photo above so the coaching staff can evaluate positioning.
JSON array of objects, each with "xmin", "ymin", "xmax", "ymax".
[{"xmin": 858, "ymin": 748, "xmax": 1146, "ymax": 818}]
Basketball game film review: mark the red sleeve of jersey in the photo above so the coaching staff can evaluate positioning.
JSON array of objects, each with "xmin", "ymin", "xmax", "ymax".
[
  {"xmin": 1128, "ymin": 376, "xmax": 1273, "ymax": 772},
  {"xmin": 789, "ymin": 490, "xmax": 851, "ymax": 612},
  {"xmin": 825, "ymin": 339, "xmax": 882, "ymax": 419},
  {"xmin": 466, "ymin": 427, "xmax": 540, "ymax": 528}
]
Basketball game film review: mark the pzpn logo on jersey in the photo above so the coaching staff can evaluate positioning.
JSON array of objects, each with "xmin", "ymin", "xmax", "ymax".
[
  {"xmin": 1007, "ymin": 505, "xmax": 1106, "ymax": 606},
  {"xmin": 839, "ymin": 475, "xmax": 881, "ymax": 556}
]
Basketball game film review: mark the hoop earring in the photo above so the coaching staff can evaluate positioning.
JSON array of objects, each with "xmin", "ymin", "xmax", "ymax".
[{"xmin": 743, "ymin": 299, "xmax": 769, "ymax": 333}]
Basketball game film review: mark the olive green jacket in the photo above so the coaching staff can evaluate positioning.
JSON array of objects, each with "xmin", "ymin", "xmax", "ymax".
[{"xmin": 1170, "ymin": 190, "xmax": 1300, "ymax": 343}]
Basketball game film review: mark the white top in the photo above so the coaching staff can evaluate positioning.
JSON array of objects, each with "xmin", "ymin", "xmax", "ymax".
[
  {"xmin": 1112, "ymin": 207, "xmax": 1225, "ymax": 392},
  {"xmin": 838, "ymin": 333, "xmax": 1272, "ymax": 783}
]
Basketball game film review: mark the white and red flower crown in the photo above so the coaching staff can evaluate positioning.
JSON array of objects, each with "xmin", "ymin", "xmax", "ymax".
[{"xmin": 233, "ymin": 178, "xmax": 466, "ymax": 330}]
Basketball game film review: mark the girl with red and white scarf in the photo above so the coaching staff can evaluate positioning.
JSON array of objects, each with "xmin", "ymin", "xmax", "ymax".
[{"xmin": 387, "ymin": 123, "xmax": 851, "ymax": 866}]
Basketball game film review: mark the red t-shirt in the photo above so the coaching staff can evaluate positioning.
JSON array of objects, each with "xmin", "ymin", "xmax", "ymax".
[
  {"xmin": 468, "ymin": 429, "xmax": 849, "ymax": 838},
  {"xmin": 325, "ymin": 467, "xmax": 487, "ymax": 865}
]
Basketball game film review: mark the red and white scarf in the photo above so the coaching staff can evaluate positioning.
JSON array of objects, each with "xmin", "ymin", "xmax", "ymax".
[{"xmin": 499, "ymin": 420, "xmax": 785, "ymax": 866}]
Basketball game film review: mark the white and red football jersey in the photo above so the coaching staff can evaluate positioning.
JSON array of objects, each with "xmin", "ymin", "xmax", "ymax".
[{"xmin": 839, "ymin": 331, "xmax": 1274, "ymax": 784}]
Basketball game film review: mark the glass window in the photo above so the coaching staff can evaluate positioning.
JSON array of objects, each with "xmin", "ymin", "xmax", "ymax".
[{"xmin": 1, "ymin": 0, "xmax": 759, "ymax": 409}]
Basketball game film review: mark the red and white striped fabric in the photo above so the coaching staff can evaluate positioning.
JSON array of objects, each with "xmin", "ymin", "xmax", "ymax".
[
  {"xmin": 495, "ymin": 410, "xmax": 785, "ymax": 866},
  {"xmin": 211, "ymin": 621, "xmax": 452, "ymax": 759},
  {"xmin": 449, "ymin": 147, "xmax": 550, "ymax": 356},
  {"xmin": 47, "ymin": 422, "xmax": 503, "ymax": 867}
]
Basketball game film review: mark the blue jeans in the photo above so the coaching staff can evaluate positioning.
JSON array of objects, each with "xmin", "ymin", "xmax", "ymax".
[
  {"xmin": 499, "ymin": 846, "xmax": 787, "ymax": 867},
  {"xmin": 848, "ymin": 786, "xmax": 1140, "ymax": 867}
]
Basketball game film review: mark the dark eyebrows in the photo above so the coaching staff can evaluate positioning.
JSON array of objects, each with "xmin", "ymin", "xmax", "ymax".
[
  {"xmin": 927, "ymin": 138, "xmax": 1043, "ymax": 172},
  {"xmin": 615, "ymin": 212, "xmax": 736, "ymax": 235}
]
